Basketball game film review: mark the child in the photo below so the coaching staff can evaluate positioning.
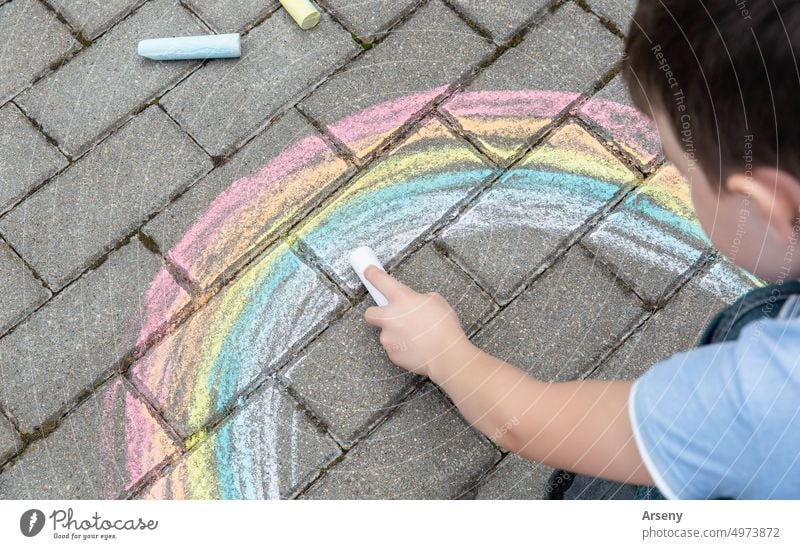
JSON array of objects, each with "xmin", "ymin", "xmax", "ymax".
[{"xmin": 361, "ymin": 0, "xmax": 800, "ymax": 499}]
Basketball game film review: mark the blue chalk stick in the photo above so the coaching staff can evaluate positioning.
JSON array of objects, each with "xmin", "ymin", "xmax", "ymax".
[{"xmin": 137, "ymin": 33, "xmax": 241, "ymax": 61}]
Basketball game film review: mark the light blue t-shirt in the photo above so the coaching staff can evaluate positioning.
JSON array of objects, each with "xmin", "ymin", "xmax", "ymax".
[{"xmin": 628, "ymin": 297, "xmax": 800, "ymax": 499}]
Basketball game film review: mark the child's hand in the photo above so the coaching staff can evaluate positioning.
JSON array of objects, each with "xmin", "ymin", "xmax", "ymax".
[{"xmin": 362, "ymin": 265, "xmax": 469, "ymax": 377}]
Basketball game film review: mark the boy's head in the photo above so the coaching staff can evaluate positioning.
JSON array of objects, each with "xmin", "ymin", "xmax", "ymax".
[{"xmin": 622, "ymin": 0, "xmax": 800, "ymax": 281}]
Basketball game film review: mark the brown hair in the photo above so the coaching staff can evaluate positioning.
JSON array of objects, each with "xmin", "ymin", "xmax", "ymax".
[{"xmin": 622, "ymin": 0, "xmax": 800, "ymax": 184}]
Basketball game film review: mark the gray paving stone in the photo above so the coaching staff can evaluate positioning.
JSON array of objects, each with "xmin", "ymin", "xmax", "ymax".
[
  {"xmin": 0, "ymin": 413, "xmax": 21, "ymax": 464},
  {"xmin": 142, "ymin": 107, "xmax": 352, "ymax": 289},
  {"xmin": 697, "ymin": 258, "xmax": 761, "ymax": 305},
  {"xmin": 141, "ymin": 379, "xmax": 340, "ymax": 499},
  {"xmin": 281, "ymin": 303, "xmax": 421, "ymax": 447},
  {"xmin": 591, "ymin": 273, "xmax": 730, "ymax": 382},
  {"xmin": 299, "ymin": 0, "xmax": 492, "ymax": 160},
  {"xmin": 0, "ymin": 103, "xmax": 68, "ymax": 214},
  {"xmin": 0, "ymin": 0, "xmax": 79, "ymax": 103},
  {"xmin": 394, "ymin": 243, "xmax": 497, "ymax": 334},
  {"xmin": 448, "ymin": 0, "xmax": 550, "ymax": 42},
  {"xmin": 0, "ymin": 239, "xmax": 50, "ymax": 336},
  {"xmin": 282, "ymin": 244, "xmax": 495, "ymax": 446},
  {"xmin": 585, "ymin": 0, "xmax": 637, "ymax": 33},
  {"xmin": 184, "ymin": 0, "xmax": 278, "ymax": 32},
  {"xmin": 440, "ymin": 122, "xmax": 636, "ymax": 303},
  {"xmin": 16, "ymin": 0, "xmax": 206, "ymax": 156},
  {"xmin": 0, "ymin": 375, "xmax": 178, "ymax": 498},
  {"xmin": 297, "ymin": 117, "xmax": 496, "ymax": 292},
  {"xmin": 130, "ymin": 241, "xmax": 348, "ymax": 438},
  {"xmin": 582, "ymin": 164, "xmax": 711, "ymax": 305},
  {"xmin": 0, "ymin": 106, "xmax": 212, "ymax": 291},
  {"xmin": 471, "ymin": 454, "xmax": 554, "ymax": 499},
  {"xmin": 473, "ymin": 247, "xmax": 645, "ymax": 382},
  {"xmin": 303, "ymin": 383, "xmax": 499, "ymax": 498},
  {"xmin": 162, "ymin": 8, "xmax": 356, "ymax": 157},
  {"xmin": 324, "ymin": 0, "xmax": 418, "ymax": 41},
  {"xmin": 0, "ymin": 239, "xmax": 189, "ymax": 433},
  {"xmin": 49, "ymin": 0, "xmax": 145, "ymax": 39},
  {"xmin": 578, "ymin": 74, "xmax": 662, "ymax": 171},
  {"xmin": 439, "ymin": 2, "xmax": 622, "ymax": 164}
]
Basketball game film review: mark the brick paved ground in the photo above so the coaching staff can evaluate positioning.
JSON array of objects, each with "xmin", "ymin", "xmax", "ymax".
[{"xmin": 0, "ymin": 0, "xmax": 760, "ymax": 499}]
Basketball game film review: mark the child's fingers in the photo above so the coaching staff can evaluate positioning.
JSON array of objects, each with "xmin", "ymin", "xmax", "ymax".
[
  {"xmin": 364, "ymin": 266, "xmax": 412, "ymax": 302},
  {"xmin": 364, "ymin": 305, "xmax": 392, "ymax": 327}
]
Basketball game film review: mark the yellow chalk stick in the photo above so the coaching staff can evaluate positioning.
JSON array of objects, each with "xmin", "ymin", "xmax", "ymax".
[{"xmin": 279, "ymin": 0, "xmax": 321, "ymax": 30}]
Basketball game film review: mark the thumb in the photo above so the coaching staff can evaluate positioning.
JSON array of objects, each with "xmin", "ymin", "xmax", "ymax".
[{"xmin": 363, "ymin": 265, "xmax": 412, "ymax": 302}]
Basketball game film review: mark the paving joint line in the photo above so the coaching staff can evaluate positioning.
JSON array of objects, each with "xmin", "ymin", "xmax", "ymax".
[
  {"xmin": 0, "ymin": 162, "xmax": 213, "ymax": 343},
  {"xmin": 154, "ymin": 102, "xmax": 217, "ymax": 159},
  {"xmin": 0, "ymin": 234, "xmax": 52, "ymax": 296},
  {"xmin": 318, "ymin": 0, "xmax": 428, "ymax": 46},
  {"xmin": 295, "ymin": 104, "xmax": 361, "ymax": 169},
  {"xmin": 0, "ymin": 0, "xmax": 655, "ymax": 482},
  {"xmin": 126, "ymin": 368, "xmax": 349, "ymax": 499},
  {"xmin": 574, "ymin": 0, "xmax": 626, "ymax": 39},
  {"xmin": 7, "ymin": 0, "xmax": 161, "ymax": 108},
  {"xmin": 0, "ymin": 366, "xmax": 118, "ymax": 469},
  {"xmin": 292, "ymin": 378, "xmax": 431, "ymax": 498},
  {"xmin": 455, "ymin": 182, "xmax": 639, "ymax": 339},
  {"xmin": 2, "ymin": 0, "xmax": 499, "ymax": 331},
  {"xmin": 176, "ymin": 0, "xmax": 218, "ymax": 33},
  {"xmin": 8, "ymin": 99, "xmax": 72, "ymax": 161},
  {"xmin": 577, "ymin": 247, "xmax": 718, "ymax": 380},
  {"xmin": 456, "ymin": 451, "xmax": 511, "ymax": 500}
]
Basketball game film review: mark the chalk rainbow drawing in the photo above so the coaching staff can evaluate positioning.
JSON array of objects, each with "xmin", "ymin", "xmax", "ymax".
[{"xmin": 103, "ymin": 88, "xmax": 761, "ymax": 499}]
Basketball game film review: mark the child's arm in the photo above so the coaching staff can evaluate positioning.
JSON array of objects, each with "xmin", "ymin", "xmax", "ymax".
[{"xmin": 363, "ymin": 265, "xmax": 654, "ymax": 486}]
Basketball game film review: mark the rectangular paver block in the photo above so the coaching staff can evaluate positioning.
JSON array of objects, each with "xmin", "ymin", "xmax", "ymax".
[
  {"xmin": 140, "ymin": 379, "xmax": 340, "ymax": 499},
  {"xmin": 282, "ymin": 302, "xmax": 422, "ymax": 447},
  {"xmin": 130, "ymin": 241, "xmax": 347, "ymax": 438},
  {"xmin": 471, "ymin": 453, "xmax": 555, "ymax": 500},
  {"xmin": 324, "ymin": 0, "xmax": 418, "ymax": 41},
  {"xmin": 162, "ymin": 8, "xmax": 356, "ymax": 156},
  {"xmin": 0, "ymin": 375, "xmax": 177, "ymax": 499},
  {"xmin": 696, "ymin": 258, "xmax": 761, "ymax": 305},
  {"xmin": 49, "ymin": 0, "xmax": 145, "ymax": 39},
  {"xmin": 0, "ymin": 0, "xmax": 79, "ymax": 103},
  {"xmin": 0, "ymin": 106, "xmax": 212, "ymax": 291},
  {"xmin": 578, "ymin": 74, "xmax": 662, "ymax": 171},
  {"xmin": 16, "ymin": 0, "xmax": 207, "ymax": 156},
  {"xmin": 0, "ymin": 239, "xmax": 50, "ymax": 336},
  {"xmin": 440, "ymin": 122, "xmax": 636, "ymax": 303},
  {"xmin": 297, "ymin": 117, "xmax": 496, "ymax": 293},
  {"xmin": 393, "ymin": 243, "xmax": 497, "ymax": 334},
  {"xmin": 586, "ymin": 0, "xmax": 637, "ymax": 33},
  {"xmin": 449, "ymin": 0, "xmax": 550, "ymax": 42},
  {"xmin": 0, "ymin": 239, "xmax": 189, "ymax": 433},
  {"xmin": 303, "ymin": 383, "xmax": 499, "ymax": 499},
  {"xmin": 0, "ymin": 413, "xmax": 21, "ymax": 464},
  {"xmin": 185, "ymin": 0, "xmax": 279, "ymax": 32},
  {"xmin": 143, "ymin": 107, "xmax": 352, "ymax": 290},
  {"xmin": 473, "ymin": 246, "xmax": 645, "ymax": 382},
  {"xmin": 582, "ymin": 164, "xmax": 711, "ymax": 305},
  {"xmin": 299, "ymin": 0, "xmax": 493, "ymax": 160},
  {"xmin": 593, "ymin": 258, "xmax": 762, "ymax": 382},
  {"xmin": 282, "ymin": 243, "xmax": 495, "ymax": 446},
  {"xmin": 0, "ymin": 103, "xmax": 68, "ymax": 214},
  {"xmin": 592, "ymin": 273, "xmax": 730, "ymax": 382},
  {"xmin": 439, "ymin": 2, "xmax": 621, "ymax": 164}
]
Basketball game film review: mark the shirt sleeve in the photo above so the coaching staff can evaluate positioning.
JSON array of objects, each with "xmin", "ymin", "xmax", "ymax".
[{"xmin": 627, "ymin": 318, "xmax": 800, "ymax": 499}]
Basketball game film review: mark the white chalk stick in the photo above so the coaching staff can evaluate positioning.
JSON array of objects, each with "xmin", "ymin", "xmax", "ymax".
[
  {"xmin": 137, "ymin": 34, "xmax": 241, "ymax": 61},
  {"xmin": 279, "ymin": 0, "xmax": 321, "ymax": 30},
  {"xmin": 349, "ymin": 246, "xmax": 389, "ymax": 306}
]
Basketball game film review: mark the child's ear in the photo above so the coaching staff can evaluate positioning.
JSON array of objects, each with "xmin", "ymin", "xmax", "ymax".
[{"xmin": 726, "ymin": 168, "xmax": 800, "ymax": 245}]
